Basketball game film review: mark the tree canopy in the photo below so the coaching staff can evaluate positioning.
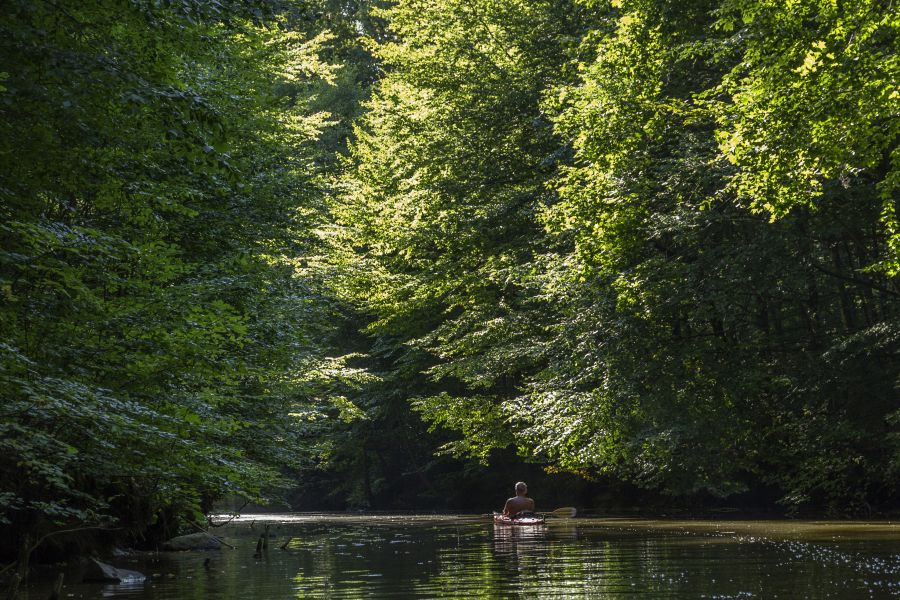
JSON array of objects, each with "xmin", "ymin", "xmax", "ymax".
[
  {"xmin": 1, "ymin": 0, "xmax": 898, "ymax": 566},
  {"xmin": 0, "ymin": 0, "xmax": 345, "ymax": 550},
  {"xmin": 330, "ymin": 0, "xmax": 899, "ymax": 513}
]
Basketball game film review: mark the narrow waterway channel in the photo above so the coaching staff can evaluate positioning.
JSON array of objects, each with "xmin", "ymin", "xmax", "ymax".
[{"xmin": 19, "ymin": 514, "xmax": 900, "ymax": 598}]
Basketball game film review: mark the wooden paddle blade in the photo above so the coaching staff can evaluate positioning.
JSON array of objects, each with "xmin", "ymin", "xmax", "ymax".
[{"xmin": 544, "ymin": 507, "xmax": 576, "ymax": 518}]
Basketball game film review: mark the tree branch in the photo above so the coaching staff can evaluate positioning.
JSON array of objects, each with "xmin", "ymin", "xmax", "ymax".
[
  {"xmin": 812, "ymin": 264, "xmax": 900, "ymax": 299},
  {"xmin": 0, "ymin": 525, "xmax": 121, "ymax": 578}
]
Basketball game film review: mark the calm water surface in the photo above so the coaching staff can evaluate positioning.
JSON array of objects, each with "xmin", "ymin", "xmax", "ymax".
[{"xmin": 21, "ymin": 514, "xmax": 900, "ymax": 599}]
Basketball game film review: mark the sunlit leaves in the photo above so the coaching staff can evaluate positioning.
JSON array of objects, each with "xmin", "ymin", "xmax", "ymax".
[
  {"xmin": 709, "ymin": 0, "xmax": 899, "ymax": 245},
  {"xmin": 329, "ymin": 0, "xmax": 585, "ymax": 471},
  {"xmin": 0, "ymin": 0, "xmax": 336, "ymax": 538},
  {"xmin": 331, "ymin": 0, "xmax": 900, "ymax": 513}
]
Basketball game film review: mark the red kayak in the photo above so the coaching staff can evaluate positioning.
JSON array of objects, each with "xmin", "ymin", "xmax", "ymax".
[{"xmin": 493, "ymin": 512, "xmax": 545, "ymax": 525}]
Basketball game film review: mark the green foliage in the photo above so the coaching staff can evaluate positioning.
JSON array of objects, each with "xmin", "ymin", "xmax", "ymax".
[
  {"xmin": 536, "ymin": 0, "xmax": 899, "ymax": 508},
  {"xmin": 329, "ymin": 0, "xmax": 587, "ymax": 452},
  {"xmin": 330, "ymin": 0, "xmax": 900, "ymax": 513},
  {"xmin": 3, "ymin": 0, "xmax": 897, "ymax": 535},
  {"xmin": 0, "ymin": 0, "xmax": 339, "ymax": 543},
  {"xmin": 710, "ymin": 0, "xmax": 898, "ymax": 223}
]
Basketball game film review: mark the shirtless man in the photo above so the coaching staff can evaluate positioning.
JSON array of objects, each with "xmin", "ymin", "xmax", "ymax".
[{"xmin": 502, "ymin": 481, "xmax": 535, "ymax": 518}]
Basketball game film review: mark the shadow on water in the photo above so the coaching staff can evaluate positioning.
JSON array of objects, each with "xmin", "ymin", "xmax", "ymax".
[{"xmin": 17, "ymin": 514, "xmax": 900, "ymax": 599}]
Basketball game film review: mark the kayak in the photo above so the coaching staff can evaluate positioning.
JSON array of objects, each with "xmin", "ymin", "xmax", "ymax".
[{"xmin": 493, "ymin": 512, "xmax": 545, "ymax": 526}]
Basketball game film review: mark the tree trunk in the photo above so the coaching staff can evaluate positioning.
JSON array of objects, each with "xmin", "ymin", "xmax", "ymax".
[
  {"xmin": 5, "ymin": 573, "xmax": 21, "ymax": 600},
  {"xmin": 16, "ymin": 533, "xmax": 32, "ymax": 582},
  {"xmin": 48, "ymin": 572, "xmax": 64, "ymax": 600}
]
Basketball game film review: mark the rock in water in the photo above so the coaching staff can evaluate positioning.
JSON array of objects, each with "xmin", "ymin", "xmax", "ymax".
[
  {"xmin": 83, "ymin": 558, "xmax": 147, "ymax": 583},
  {"xmin": 162, "ymin": 532, "xmax": 222, "ymax": 551}
]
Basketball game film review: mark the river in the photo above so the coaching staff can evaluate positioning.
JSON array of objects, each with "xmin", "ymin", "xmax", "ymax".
[{"xmin": 18, "ymin": 514, "xmax": 900, "ymax": 598}]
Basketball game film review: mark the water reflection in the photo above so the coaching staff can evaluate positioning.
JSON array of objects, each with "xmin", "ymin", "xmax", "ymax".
[
  {"xmin": 492, "ymin": 521, "xmax": 548, "ymax": 552},
  {"xmin": 19, "ymin": 515, "xmax": 900, "ymax": 599}
]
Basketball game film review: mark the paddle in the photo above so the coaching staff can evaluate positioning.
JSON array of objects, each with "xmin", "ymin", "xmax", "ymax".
[
  {"xmin": 482, "ymin": 506, "xmax": 577, "ymax": 519},
  {"xmin": 538, "ymin": 507, "xmax": 577, "ymax": 518}
]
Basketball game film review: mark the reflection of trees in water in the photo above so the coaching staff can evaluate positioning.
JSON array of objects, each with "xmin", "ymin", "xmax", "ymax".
[
  {"xmin": 490, "ymin": 524, "xmax": 596, "ymax": 595},
  {"xmin": 268, "ymin": 519, "xmax": 900, "ymax": 599},
  {"xmin": 492, "ymin": 523, "xmax": 549, "ymax": 557},
  {"xmin": 92, "ymin": 519, "xmax": 897, "ymax": 599}
]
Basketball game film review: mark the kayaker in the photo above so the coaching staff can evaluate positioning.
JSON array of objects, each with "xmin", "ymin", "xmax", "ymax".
[{"xmin": 502, "ymin": 481, "xmax": 535, "ymax": 519}]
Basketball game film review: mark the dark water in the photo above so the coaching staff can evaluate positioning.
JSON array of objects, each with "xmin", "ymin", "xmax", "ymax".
[{"xmin": 20, "ymin": 514, "xmax": 900, "ymax": 598}]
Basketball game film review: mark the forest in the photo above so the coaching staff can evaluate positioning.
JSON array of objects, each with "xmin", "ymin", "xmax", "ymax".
[{"xmin": 1, "ymin": 0, "xmax": 898, "ymax": 571}]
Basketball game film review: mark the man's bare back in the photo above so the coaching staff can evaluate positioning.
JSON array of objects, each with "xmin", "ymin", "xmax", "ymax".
[{"xmin": 502, "ymin": 481, "xmax": 535, "ymax": 517}]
